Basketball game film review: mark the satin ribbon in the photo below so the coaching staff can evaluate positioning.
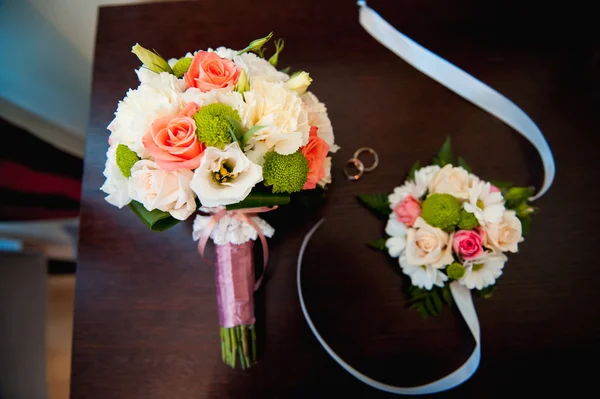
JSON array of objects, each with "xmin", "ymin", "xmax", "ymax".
[
  {"xmin": 295, "ymin": 1, "xmax": 556, "ymax": 394},
  {"xmin": 198, "ymin": 206, "xmax": 276, "ymax": 291}
]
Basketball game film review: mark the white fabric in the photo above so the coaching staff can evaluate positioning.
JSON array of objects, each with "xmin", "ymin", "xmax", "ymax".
[{"xmin": 295, "ymin": 1, "xmax": 556, "ymax": 394}]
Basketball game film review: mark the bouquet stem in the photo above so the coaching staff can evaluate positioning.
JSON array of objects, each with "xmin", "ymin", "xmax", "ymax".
[{"xmin": 215, "ymin": 241, "xmax": 257, "ymax": 368}]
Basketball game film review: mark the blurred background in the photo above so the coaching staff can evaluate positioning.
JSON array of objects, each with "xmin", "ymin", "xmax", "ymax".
[{"xmin": 0, "ymin": 1, "xmax": 174, "ymax": 398}]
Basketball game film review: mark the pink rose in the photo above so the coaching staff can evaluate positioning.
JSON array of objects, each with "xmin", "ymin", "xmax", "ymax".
[
  {"xmin": 489, "ymin": 184, "xmax": 501, "ymax": 193},
  {"xmin": 453, "ymin": 228, "xmax": 485, "ymax": 261},
  {"xmin": 142, "ymin": 102, "xmax": 204, "ymax": 171},
  {"xmin": 184, "ymin": 51, "xmax": 240, "ymax": 92},
  {"xmin": 393, "ymin": 195, "xmax": 422, "ymax": 226},
  {"xmin": 300, "ymin": 126, "xmax": 330, "ymax": 190}
]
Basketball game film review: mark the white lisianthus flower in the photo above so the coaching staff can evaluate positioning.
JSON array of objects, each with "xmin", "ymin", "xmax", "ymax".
[
  {"xmin": 428, "ymin": 164, "xmax": 470, "ymax": 199},
  {"xmin": 385, "ymin": 217, "xmax": 407, "ymax": 257},
  {"xmin": 301, "ymin": 92, "xmax": 339, "ymax": 153},
  {"xmin": 388, "ymin": 165, "xmax": 440, "ymax": 208},
  {"xmin": 317, "ymin": 157, "xmax": 332, "ymax": 188},
  {"xmin": 484, "ymin": 210, "xmax": 523, "ymax": 253},
  {"xmin": 189, "ymin": 143, "xmax": 263, "ymax": 207},
  {"xmin": 100, "ymin": 145, "xmax": 132, "ymax": 208},
  {"xmin": 128, "ymin": 160, "xmax": 196, "ymax": 221},
  {"xmin": 242, "ymin": 77, "xmax": 309, "ymax": 163},
  {"xmin": 192, "ymin": 208, "xmax": 274, "ymax": 245},
  {"xmin": 464, "ymin": 181, "xmax": 505, "ymax": 225},
  {"xmin": 108, "ymin": 69, "xmax": 186, "ymax": 158},
  {"xmin": 459, "ymin": 253, "xmax": 507, "ymax": 290},
  {"xmin": 405, "ymin": 217, "xmax": 454, "ymax": 268}
]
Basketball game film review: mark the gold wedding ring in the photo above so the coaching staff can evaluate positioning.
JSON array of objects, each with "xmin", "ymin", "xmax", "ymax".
[
  {"xmin": 344, "ymin": 158, "xmax": 364, "ymax": 181},
  {"xmin": 344, "ymin": 147, "xmax": 378, "ymax": 181}
]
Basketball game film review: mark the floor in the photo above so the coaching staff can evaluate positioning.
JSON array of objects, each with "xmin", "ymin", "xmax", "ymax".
[{"xmin": 46, "ymin": 275, "xmax": 75, "ymax": 399}]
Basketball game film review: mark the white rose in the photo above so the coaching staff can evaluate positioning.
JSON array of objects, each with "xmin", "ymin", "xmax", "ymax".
[
  {"xmin": 100, "ymin": 145, "xmax": 132, "ymax": 208},
  {"xmin": 428, "ymin": 164, "xmax": 470, "ymax": 199},
  {"xmin": 189, "ymin": 143, "xmax": 263, "ymax": 207},
  {"xmin": 108, "ymin": 69, "xmax": 186, "ymax": 158},
  {"xmin": 128, "ymin": 160, "xmax": 196, "ymax": 221},
  {"xmin": 405, "ymin": 217, "xmax": 454, "ymax": 268},
  {"xmin": 484, "ymin": 210, "xmax": 523, "ymax": 253},
  {"xmin": 242, "ymin": 77, "xmax": 310, "ymax": 163},
  {"xmin": 301, "ymin": 92, "xmax": 339, "ymax": 153}
]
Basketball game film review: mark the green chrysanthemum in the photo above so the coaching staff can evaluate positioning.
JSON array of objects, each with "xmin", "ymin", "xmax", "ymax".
[
  {"xmin": 115, "ymin": 144, "xmax": 139, "ymax": 178},
  {"xmin": 194, "ymin": 104, "xmax": 241, "ymax": 149},
  {"xmin": 263, "ymin": 151, "xmax": 309, "ymax": 194},
  {"xmin": 447, "ymin": 262, "xmax": 466, "ymax": 279},
  {"xmin": 421, "ymin": 193, "xmax": 461, "ymax": 230},
  {"xmin": 458, "ymin": 209, "xmax": 479, "ymax": 230},
  {"xmin": 172, "ymin": 57, "xmax": 192, "ymax": 78}
]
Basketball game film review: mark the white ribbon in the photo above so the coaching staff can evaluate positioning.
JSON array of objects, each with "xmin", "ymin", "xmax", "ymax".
[{"xmin": 296, "ymin": 1, "xmax": 555, "ymax": 394}]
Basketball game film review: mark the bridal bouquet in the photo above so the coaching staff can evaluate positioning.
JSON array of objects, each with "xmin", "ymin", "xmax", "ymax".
[
  {"xmin": 360, "ymin": 138, "xmax": 534, "ymax": 318},
  {"xmin": 100, "ymin": 34, "xmax": 337, "ymax": 367}
]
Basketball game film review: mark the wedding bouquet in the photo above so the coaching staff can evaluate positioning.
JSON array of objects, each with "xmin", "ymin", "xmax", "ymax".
[
  {"xmin": 100, "ymin": 33, "xmax": 337, "ymax": 368},
  {"xmin": 360, "ymin": 138, "xmax": 534, "ymax": 318}
]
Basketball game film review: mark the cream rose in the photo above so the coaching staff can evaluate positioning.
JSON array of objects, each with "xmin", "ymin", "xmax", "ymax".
[
  {"xmin": 405, "ymin": 217, "xmax": 454, "ymax": 268},
  {"xmin": 128, "ymin": 160, "xmax": 196, "ymax": 221},
  {"xmin": 484, "ymin": 210, "xmax": 523, "ymax": 253},
  {"xmin": 428, "ymin": 164, "xmax": 470, "ymax": 199}
]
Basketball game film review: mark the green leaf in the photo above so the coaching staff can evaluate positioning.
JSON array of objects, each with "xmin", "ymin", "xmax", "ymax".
[
  {"xmin": 129, "ymin": 200, "xmax": 181, "ymax": 232},
  {"xmin": 172, "ymin": 57, "xmax": 192, "ymax": 78},
  {"xmin": 131, "ymin": 43, "xmax": 173, "ymax": 74},
  {"xmin": 457, "ymin": 156, "xmax": 472, "ymax": 173},
  {"xmin": 504, "ymin": 186, "xmax": 535, "ymax": 202},
  {"xmin": 279, "ymin": 66, "xmax": 291, "ymax": 74},
  {"xmin": 225, "ymin": 192, "xmax": 290, "ymax": 210},
  {"xmin": 358, "ymin": 193, "xmax": 391, "ymax": 217},
  {"xmin": 441, "ymin": 285, "xmax": 453, "ymax": 305},
  {"xmin": 431, "ymin": 290, "xmax": 443, "ymax": 313},
  {"xmin": 242, "ymin": 125, "xmax": 265, "ymax": 147},
  {"xmin": 368, "ymin": 238, "xmax": 388, "ymax": 251},
  {"xmin": 228, "ymin": 127, "xmax": 238, "ymax": 143},
  {"xmin": 407, "ymin": 160, "xmax": 421, "ymax": 181},
  {"xmin": 433, "ymin": 136, "xmax": 453, "ymax": 167},
  {"xmin": 225, "ymin": 116, "xmax": 244, "ymax": 141},
  {"xmin": 425, "ymin": 296, "xmax": 438, "ymax": 316}
]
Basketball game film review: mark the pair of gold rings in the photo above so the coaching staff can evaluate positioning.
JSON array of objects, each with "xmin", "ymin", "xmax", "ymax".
[{"xmin": 344, "ymin": 147, "xmax": 379, "ymax": 181}]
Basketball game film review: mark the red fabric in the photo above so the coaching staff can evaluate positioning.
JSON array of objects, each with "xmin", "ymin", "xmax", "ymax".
[{"xmin": 0, "ymin": 160, "xmax": 81, "ymax": 202}]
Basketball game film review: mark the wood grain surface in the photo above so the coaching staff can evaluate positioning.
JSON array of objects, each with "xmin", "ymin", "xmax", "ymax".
[{"xmin": 72, "ymin": 0, "xmax": 600, "ymax": 397}]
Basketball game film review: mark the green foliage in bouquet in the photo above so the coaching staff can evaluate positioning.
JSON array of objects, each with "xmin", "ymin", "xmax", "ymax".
[
  {"xmin": 262, "ymin": 151, "xmax": 309, "ymax": 194},
  {"xmin": 194, "ymin": 104, "xmax": 241, "ymax": 149},
  {"xmin": 172, "ymin": 57, "xmax": 192, "ymax": 78},
  {"xmin": 115, "ymin": 144, "xmax": 139, "ymax": 178},
  {"xmin": 421, "ymin": 193, "xmax": 461, "ymax": 230},
  {"xmin": 129, "ymin": 201, "xmax": 181, "ymax": 232}
]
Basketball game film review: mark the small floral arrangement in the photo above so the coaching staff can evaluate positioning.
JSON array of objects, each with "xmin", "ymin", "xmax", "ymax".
[
  {"xmin": 360, "ymin": 138, "xmax": 535, "ymax": 318},
  {"xmin": 100, "ymin": 34, "xmax": 337, "ymax": 367}
]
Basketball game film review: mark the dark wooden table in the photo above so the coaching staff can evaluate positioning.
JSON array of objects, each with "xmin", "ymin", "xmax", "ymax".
[{"xmin": 73, "ymin": 0, "xmax": 600, "ymax": 397}]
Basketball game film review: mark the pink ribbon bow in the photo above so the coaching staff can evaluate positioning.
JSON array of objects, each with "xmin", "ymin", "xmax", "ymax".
[{"xmin": 197, "ymin": 206, "xmax": 277, "ymax": 290}]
